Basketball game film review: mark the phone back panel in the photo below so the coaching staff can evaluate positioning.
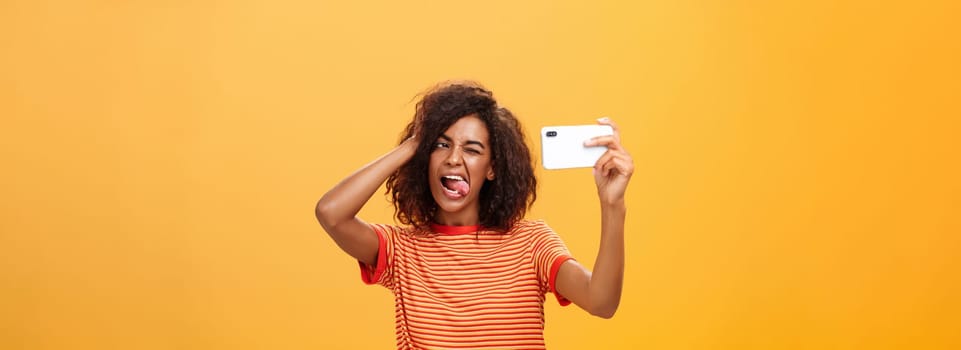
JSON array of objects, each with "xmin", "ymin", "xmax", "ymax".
[{"xmin": 540, "ymin": 125, "xmax": 614, "ymax": 169}]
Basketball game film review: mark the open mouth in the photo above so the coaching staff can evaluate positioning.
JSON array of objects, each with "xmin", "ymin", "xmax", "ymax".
[{"xmin": 440, "ymin": 175, "xmax": 470, "ymax": 197}]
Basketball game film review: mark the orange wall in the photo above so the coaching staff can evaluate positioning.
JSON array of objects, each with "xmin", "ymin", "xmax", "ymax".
[{"xmin": 2, "ymin": 1, "xmax": 959, "ymax": 349}]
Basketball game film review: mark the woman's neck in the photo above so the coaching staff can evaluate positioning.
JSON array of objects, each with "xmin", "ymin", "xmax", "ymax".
[{"xmin": 433, "ymin": 210, "xmax": 479, "ymax": 227}]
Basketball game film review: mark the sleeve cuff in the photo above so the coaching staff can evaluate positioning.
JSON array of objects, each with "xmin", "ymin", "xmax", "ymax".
[
  {"xmin": 548, "ymin": 255, "xmax": 574, "ymax": 306},
  {"xmin": 358, "ymin": 226, "xmax": 388, "ymax": 285}
]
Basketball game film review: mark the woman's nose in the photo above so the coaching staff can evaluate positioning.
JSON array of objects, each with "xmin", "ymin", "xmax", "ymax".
[{"xmin": 445, "ymin": 147, "xmax": 463, "ymax": 165}]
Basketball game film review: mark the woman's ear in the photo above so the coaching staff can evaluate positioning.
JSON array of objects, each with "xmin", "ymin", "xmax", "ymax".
[{"xmin": 487, "ymin": 168, "xmax": 495, "ymax": 180}]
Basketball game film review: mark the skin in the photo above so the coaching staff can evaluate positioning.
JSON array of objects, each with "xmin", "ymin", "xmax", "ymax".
[
  {"xmin": 315, "ymin": 115, "xmax": 633, "ymax": 319},
  {"xmin": 427, "ymin": 116, "xmax": 496, "ymax": 226}
]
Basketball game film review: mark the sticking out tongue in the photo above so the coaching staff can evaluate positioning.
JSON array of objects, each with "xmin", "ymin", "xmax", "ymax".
[
  {"xmin": 442, "ymin": 177, "xmax": 470, "ymax": 197},
  {"xmin": 448, "ymin": 179, "xmax": 469, "ymax": 196}
]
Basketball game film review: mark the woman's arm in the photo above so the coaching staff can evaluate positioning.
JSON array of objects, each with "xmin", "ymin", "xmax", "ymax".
[
  {"xmin": 555, "ymin": 117, "xmax": 634, "ymax": 318},
  {"xmin": 315, "ymin": 137, "xmax": 418, "ymax": 266}
]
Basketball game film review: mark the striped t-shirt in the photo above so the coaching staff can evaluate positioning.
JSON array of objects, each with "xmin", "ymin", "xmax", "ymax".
[{"xmin": 359, "ymin": 219, "xmax": 574, "ymax": 349}]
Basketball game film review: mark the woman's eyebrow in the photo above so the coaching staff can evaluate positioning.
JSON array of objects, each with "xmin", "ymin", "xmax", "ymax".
[{"xmin": 439, "ymin": 134, "xmax": 486, "ymax": 149}]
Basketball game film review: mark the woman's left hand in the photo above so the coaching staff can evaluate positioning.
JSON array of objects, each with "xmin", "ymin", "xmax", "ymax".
[{"xmin": 585, "ymin": 117, "xmax": 634, "ymax": 205}]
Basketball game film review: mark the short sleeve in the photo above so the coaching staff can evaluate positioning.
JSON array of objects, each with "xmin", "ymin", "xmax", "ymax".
[
  {"xmin": 358, "ymin": 223, "xmax": 396, "ymax": 288},
  {"xmin": 529, "ymin": 221, "xmax": 574, "ymax": 306}
]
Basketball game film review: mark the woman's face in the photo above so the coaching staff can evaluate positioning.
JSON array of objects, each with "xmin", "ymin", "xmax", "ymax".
[{"xmin": 428, "ymin": 115, "xmax": 495, "ymax": 226}]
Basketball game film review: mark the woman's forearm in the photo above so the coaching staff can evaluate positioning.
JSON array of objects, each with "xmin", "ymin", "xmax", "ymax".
[
  {"xmin": 315, "ymin": 139, "xmax": 418, "ymax": 261},
  {"xmin": 588, "ymin": 200, "xmax": 626, "ymax": 318}
]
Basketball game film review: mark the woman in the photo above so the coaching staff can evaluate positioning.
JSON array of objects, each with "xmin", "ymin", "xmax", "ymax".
[{"xmin": 315, "ymin": 81, "xmax": 633, "ymax": 349}]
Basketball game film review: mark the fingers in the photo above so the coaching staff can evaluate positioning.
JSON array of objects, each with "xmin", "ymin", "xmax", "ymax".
[
  {"xmin": 587, "ymin": 117, "xmax": 633, "ymax": 177},
  {"xmin": 594, "ymin": 151, "xmax": 616, "ymax": 176},
  {"xmin": 584, "ymin": 135, "xmax": 618, "ymax": 148},
  {"xmin": 593, "ymin": 148, "xmax": 634, "ymax": 178},
  {"xmin": 584, "ymin": 117, "xmax": 622, "ymax": 147},
  {"xmin": 596, "ymin": 116, "xmax": 620, "ymax": 140}
]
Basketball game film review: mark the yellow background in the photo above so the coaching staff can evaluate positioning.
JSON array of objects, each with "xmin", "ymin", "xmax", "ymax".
[{"xmin": 2, "ymin": 0, "xmax": 959, "ymax": 349}]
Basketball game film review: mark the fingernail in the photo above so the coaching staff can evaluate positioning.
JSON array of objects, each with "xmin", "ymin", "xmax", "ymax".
[{"xmin": 597, "ymin": 117, "xmax": 609, "ymax": 122}]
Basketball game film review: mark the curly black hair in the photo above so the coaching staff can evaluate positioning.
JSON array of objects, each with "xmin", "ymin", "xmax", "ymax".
[{"xmin": 385, "ymin": 81, "xmax": 537, "ymax": 232}]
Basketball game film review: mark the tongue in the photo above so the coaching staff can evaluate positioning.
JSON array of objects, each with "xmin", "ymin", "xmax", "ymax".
[{"xmin": 448, "ymin": 179, "xmax": 469, "ymax": 196}]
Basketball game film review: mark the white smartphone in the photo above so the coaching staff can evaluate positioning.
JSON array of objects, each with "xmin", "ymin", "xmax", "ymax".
[{"xmin": 540, "ymin": 124, "xmax": 614, "ymax": 169}]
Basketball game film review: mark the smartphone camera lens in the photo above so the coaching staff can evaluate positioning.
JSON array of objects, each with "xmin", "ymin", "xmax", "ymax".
[{"xmin": 546, "ymin": 131, "xmax": 557, "ymax": 137}]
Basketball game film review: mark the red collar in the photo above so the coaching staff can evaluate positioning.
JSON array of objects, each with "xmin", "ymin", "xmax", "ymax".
[{"xmin": 430, "ymin": 223, "xmax": 482, "ymax": 235}]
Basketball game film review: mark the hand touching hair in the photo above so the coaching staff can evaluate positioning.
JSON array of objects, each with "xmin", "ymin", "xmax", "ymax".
[{"xmin": 386, "ymin": 81, "xmax": 537, "ymax": 232}]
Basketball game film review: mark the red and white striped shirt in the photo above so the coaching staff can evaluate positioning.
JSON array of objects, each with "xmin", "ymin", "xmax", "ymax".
[{"xmin": 359, "ymin": 220, "xmax": 573, "ymax": 349}]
